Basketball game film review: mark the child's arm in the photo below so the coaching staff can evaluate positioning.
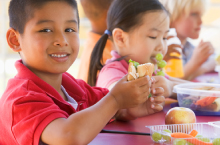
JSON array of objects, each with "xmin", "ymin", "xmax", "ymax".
[
  {"xmin": 183, "ymin": 41, "xmax": 215, "ymax": 80},
  {"xmin": 41, "ymin": 75, "xmax": 151, "ymax": 145},
  {"xmin": 185, "ymin": 58, "xmax": 216, "ymax": 80}
]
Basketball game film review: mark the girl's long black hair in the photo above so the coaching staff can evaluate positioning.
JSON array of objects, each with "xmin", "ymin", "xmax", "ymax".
[{"xmin": 88, "ymin": 0, "xmax": 168, "ymax": 86}]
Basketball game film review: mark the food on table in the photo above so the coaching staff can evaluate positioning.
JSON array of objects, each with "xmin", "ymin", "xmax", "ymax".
[
  {"xmin": 179, "ymin": 86, "xmax": 220, "ymax": 112},
  {"xmin": 194, "ymin": 134, "xmax": 211, "ymax": 143},
  {"xmin": 215, "ymin": 54, "xmax": 220, "ymax": 76},
  {"xmin": 193, "ymin": 86, "xmax": 215, "ymax": 90},
  {"xmin": 196, "ymin": 135, "xmax": 203, "ymax": 138},
  {"xmin": 186, "ymin": 141, "xmax": 194, "ymax": 145},
  {"xmin": 152, "ymin": 132, "xmax": 162, "ymax": 142},
  {"xmin": 173, "ymin": 138, "xmax": 187, "ymax": 145},
  {"xmin": 204, "ymin": 98, "xmax": 220, "ymax": 112},
  {"xmin": 171, "ymin": 132, "xmax": 213, "ymax": 145},
  {"xmin": 151, "ymin": 129, "xmax": 216, "ymax": 144},
  {"xmin": 215, "ymin": 53, "xmax": 220, "ymax": 65},
  {"xmin": 127, "ymin": 59, "xmax": 154, "ymax": 81},
  {"xmin": 189, "ymin": 130, "xmax": 198, "ymax": 137},
  {"xmin": 161, "ymin": 129, "xmax": 172, "ymax": 142},
  {"xmin": 194, "ymin": 97, "xmax": 217, "ymax": 107},
  {"xmin": 213, "ymin": 138, "xmax": 220, "ymax": 145},
  {"xmin": 198, "ymin": 138, "xmax": 211, "ymax": 143},
  {"xmin": 165, "ymin": 107, "xmax": 196, "ymax": 130}
]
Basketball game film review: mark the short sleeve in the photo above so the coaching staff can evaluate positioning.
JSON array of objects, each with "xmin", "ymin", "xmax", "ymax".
[
  {"xmin": 96, "ymin": 61, "xmax": 127, "ymax": 88},
  {"xmin": 12, "ymin": 91, "xmax": 69, "ymax": 145}
]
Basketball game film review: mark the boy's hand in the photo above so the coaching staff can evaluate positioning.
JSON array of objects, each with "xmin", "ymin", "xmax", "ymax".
[
  {"xmin": 109, "ymin": 75, "xmax": 151, "ymax": 109},
  {"xmin": 191, "ymin": 40, "xmax": 214, "ymax": 66}
]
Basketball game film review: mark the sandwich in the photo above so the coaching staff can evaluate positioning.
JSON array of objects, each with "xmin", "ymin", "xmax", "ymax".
[{"xmin": 127, "ymin": 59, "xmax": 154, "ymax": 81}]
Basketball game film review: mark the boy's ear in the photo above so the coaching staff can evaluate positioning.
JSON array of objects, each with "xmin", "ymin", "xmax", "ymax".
[
  {"xmin": 6, "ymin": 28, "xmax": 21, "ymax": 52},
  {"xmin": 112, "ymin": 28, "xmax": 128, "ymax": 49}
]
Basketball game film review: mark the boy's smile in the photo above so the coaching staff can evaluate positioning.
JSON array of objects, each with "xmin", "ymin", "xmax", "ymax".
[{"xmin": 16, "ymin": 1, "xmax": 79, "ymax": 77}]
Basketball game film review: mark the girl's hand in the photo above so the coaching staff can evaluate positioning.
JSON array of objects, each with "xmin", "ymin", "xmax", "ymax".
[
  {"xmin": 108, "ymin": 74, "xmax": 151, "ymax": 109},
  {"xmin": 191, "ymin": 40, "xmax": 214, "ymax": 66},
  {"xmin": 151, "ymin": 76, "xmax": 174, "ymax": 98},
  {"xmin": 124, "ymin": 87, "xmax": 165, "ymax": 118}
]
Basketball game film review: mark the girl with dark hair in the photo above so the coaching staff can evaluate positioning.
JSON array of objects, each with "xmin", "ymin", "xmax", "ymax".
[{"xmin": 88, "ymin": 0, "xmax": 189, "ymax": 99}]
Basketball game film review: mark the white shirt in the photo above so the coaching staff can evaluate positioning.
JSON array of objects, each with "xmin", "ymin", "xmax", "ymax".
[{"xmin": 61, "ymin": 85, "xmax": 78, "ymax": 110}]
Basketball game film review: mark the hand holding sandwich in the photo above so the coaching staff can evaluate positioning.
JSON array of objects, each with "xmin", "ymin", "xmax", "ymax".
[
  {"xmin": 108, "ymin": 74, "xmax": 151, "ymax": 110},
  {"xmin": 119, "ymin": 83, "xmax": 165, "ymax": 120},
  {"xmin": 112, "ymin": 60, "xmax": 165, "ymax": 121}
]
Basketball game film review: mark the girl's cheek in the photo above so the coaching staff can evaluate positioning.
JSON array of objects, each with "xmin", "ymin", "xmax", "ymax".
[{"xmin": 164, "ymin": 44, "xmax": 168, "ymax": 53}]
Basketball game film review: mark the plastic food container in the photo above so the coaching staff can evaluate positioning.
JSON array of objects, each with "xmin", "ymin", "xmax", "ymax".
[
  {"xmin": 146, "ymin": 122, "xmax": 220, "ymax": 144},
  {"xmin": 173, "ymin": 83, "xmax": 220, "ymax": 112},
  {"xmin": 215, "ymin": 65, "xmax": 220, "ymax": 77}
]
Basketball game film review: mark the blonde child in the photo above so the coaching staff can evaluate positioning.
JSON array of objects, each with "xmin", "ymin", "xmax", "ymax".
[
  {"xmin": 0, "ymin": 0, "xmax": 165, "ymax": 145},
  {"xmin": 88, "ymin": 0, "xmax": 190, "ymax": 99},
  {"xmin": 78, "ymin": 0, "xmax": 114, "ymax": 82},
  {"xmin": 160, "ymin": 0, "xmax": 216, "ymax": 80}
]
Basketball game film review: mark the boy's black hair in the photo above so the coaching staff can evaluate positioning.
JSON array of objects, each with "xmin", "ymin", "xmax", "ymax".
[
  {"xmin": 9, "ymin": 0, "xmax": 79, "ymax": 34},
  {"xmin": 88, "ymin": 0, "xmax": 169, "ymax": 86}
]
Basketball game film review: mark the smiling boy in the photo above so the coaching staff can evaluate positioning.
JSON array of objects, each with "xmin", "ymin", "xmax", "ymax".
[{"xmin": 0, "ymin": 0, "xmax": 163, "ymax": 145}]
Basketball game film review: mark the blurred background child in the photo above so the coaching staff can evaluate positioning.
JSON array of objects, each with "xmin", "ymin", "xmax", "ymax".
[
  {"xmin": 160, "ymin": 0, "xmax": 216, "ymax": 80},
  {"xmin": 88, "ymin": 0, "xmax": 189, "ymax": 99},
  {"xmin": 78, "ymin": 0, "xmax": 115, "ymax": 82}
]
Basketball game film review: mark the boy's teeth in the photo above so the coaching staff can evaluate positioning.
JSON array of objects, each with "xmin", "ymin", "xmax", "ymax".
[{"xmin": 51, "ymin": 54, "xmax": 67, "ymax": 58}]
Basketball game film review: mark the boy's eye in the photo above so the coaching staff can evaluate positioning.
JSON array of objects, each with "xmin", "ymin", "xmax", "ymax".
[
  {"xmin": 39, "ymin": 29, "xmax": 52, "ymax": 32},
  {"xmin": 65, "ymin": 28, "xmax": 75, "ymax": 32}
]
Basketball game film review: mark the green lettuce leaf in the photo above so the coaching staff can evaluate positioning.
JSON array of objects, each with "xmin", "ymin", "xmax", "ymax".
[{"xmin": 129, "ymin": 59, "xmax": 139, "ymax": 68}]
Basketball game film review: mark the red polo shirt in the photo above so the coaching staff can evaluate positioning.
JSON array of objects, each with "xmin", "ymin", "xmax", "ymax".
[{"xmin": 0, "ymin": 60, "xmax": 109, "ymax": 145}]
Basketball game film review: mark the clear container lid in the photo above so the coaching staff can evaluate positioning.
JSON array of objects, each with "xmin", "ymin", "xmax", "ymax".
[{"xmin": 173, "ymin": 83, "xmax": 220, "ymax": 97}]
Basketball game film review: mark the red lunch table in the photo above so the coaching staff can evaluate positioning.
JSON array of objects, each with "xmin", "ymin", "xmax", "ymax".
[
  {"xmin": 89, "ymin": 73, "xmax": 220, "ymax": 145},
  {"xmin": 89, "ymin": 104, "xmax": 220, "ymax": 145}
]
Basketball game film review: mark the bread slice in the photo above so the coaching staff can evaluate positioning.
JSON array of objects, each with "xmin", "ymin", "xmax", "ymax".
[
  {"xmin": 127, "ymin": 62, "xmax": 137, "ymax": 81},
  {"xmin": 137, "ymin": 63, "xmax": 154, "ymax": 79},
  {"xmin": 127, "ymin": 61, "xmax": 154, "ymax": 81}
]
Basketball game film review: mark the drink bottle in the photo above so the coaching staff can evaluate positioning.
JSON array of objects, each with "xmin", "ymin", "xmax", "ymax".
[{"xmin": 164, "ymin": 28, "xmax": 184, "ymax": 78}]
